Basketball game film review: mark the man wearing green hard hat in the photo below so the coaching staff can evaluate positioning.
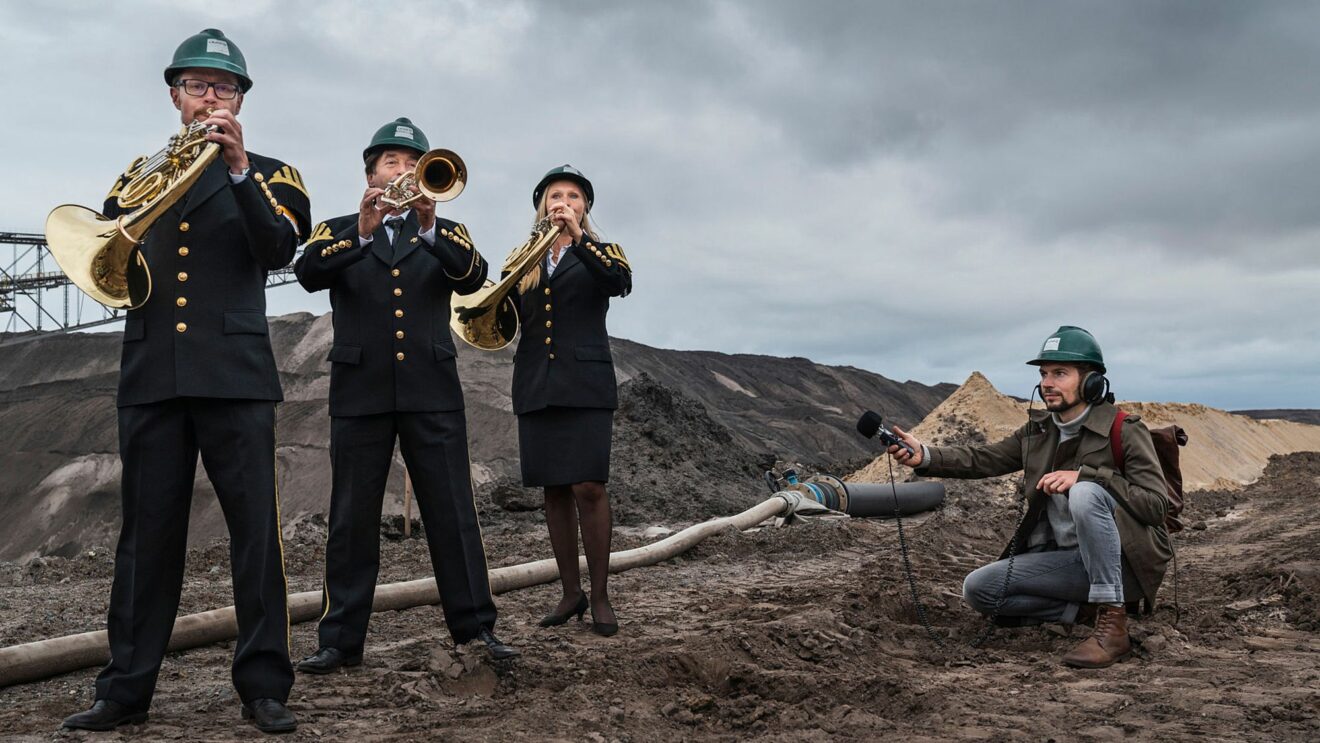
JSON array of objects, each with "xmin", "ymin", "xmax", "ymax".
[
  {"xmin": 294, "ymin": 117, "xmax": 516, "ymax": 674},
  {"xmin": 886, "ymin": 326, "xmax": 1174, "ymax": 669},
  {"xmin": 63, "ymin": 28, "xmax": 308, "ymax": 735}
]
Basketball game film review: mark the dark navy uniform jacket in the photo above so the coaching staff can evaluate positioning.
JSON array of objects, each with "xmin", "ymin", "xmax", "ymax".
[
  {"xmin": 294, "ymin": 211, "xmax": 487, "ymax": 417},
  {"xmin": 511, "ymin": 235, "xmax": 631, "ymax": 415},
  {"xmin": 102, "ymin": 154, "xmax": 311, "ymax": 408}
]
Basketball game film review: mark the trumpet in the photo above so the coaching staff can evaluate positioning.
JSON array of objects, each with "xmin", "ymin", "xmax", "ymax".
[
  {"xmin": 377, "ymin": 148, "xmax": 467, "ymax": 210},
  {"xmin": 449, "ymin": 217, "xmax": 562, "ymax": 350},
  {"xmin": 45, "ymin": 110, "xmax": 221, "ymax": 309}
]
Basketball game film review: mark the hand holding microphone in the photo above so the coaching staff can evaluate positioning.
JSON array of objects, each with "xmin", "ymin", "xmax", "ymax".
[
  {"xmin": 856, "ymin": 411, "xmax": 924, "ymax": 467},
  {"xmin": 886, "ymin": 425, "xmax": 925, "ymax": 468}
]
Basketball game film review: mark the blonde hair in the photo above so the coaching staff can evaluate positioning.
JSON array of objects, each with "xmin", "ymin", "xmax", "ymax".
[{"xmin": 517, "ymin": 184, "xmax": 598, "ymax": 294}]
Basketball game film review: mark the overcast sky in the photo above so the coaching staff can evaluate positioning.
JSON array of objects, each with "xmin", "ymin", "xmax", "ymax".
[{"xmin": 3, "ymin": 1, "xmax": 1317, "ymax": 409}]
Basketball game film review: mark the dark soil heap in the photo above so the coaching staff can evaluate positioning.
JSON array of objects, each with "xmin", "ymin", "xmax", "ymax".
[
  {"xmin": 607, "ymin": 372, "xmax": 768, "ymax": 524},
  {"xmin": 486, "ymin": 372, "xmax": 769, "ymax": 526},
  {"xmin": 0, "ymin": 314, "xmax": 956, "ymax": 561}
]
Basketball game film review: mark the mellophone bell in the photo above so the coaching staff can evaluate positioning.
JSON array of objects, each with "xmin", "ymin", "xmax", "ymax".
[{"xmin": 53, "ymin": 28, "xmax": 310, "ymax": 734}]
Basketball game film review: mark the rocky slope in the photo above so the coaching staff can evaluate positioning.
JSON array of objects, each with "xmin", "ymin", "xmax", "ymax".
[
  {"xmin": 1236, "ymin": 409, "xmax": 1320, "ymax": 426},
  {"xmin": 0, "ymin": 313, "xmax": 953, "ymax": 561}
]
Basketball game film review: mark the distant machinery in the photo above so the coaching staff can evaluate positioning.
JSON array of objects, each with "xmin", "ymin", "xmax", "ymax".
[{"xmin": 1, "ymin": 231, "xmax": 300, "ymax": 342}]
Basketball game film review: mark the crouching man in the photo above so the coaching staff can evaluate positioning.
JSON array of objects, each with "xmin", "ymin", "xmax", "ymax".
[{"xmin": 887, "ymin": 326, "xmax": 1173, "ymax": 668}]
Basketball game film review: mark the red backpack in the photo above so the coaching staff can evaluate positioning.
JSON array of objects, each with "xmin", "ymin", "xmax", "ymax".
[{"xmin": 1110, "ymin": 410, "xmax": 1189, "ymax": 533}]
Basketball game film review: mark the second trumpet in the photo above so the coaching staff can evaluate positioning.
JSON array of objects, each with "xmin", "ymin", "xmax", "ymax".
[{"xmin": 377, "ymin": 148, "xmax": 467, "ymax": 210}]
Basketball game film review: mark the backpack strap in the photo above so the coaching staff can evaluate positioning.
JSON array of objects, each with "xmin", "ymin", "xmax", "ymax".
[{"xmin": 1109, "ymin": 409, "xmax": 1128, "ymax": 475}]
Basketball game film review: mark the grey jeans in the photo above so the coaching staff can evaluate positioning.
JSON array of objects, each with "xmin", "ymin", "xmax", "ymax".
[{"xmin": 962, "ymin": 481, "xmax": 1124, "ymax": 623}]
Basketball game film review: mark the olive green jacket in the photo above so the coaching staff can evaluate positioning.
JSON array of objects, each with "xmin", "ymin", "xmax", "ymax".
[{"xmin": 921, "ymin": 402, "xmax": 1173, "ymax": 608}]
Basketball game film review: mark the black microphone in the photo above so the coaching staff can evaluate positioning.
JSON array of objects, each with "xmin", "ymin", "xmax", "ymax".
[{"xmin": 856, "ymin": 411, "xmax": 915, "ymax": 455}]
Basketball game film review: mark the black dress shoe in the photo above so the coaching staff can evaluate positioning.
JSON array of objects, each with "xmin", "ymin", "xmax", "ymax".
[
  {"xmin": 590, "ymin": 602, "xmax": 619, "ymax": 637},
  {"xmin": 241, "ymin": 698, "xmax": 297, "ymax": 734},
  {"xmin": 296, "ymin": 647, "xmax": 362, "ymax": 674},
  {"xmin": 62, "ymin": 699, "xmax": 148, "ymax": 731},
  {"xmin": 477, "ymin": 628, "xmax": 520, "ymax": 660},
  {"xmin": 538, "ymin": 593, "xmax": 589, "ymax": 627}
]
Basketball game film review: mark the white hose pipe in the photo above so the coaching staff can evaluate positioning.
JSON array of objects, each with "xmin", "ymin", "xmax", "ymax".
[{"xmin": 0, "ymin": 495, "xmax": 790, "ymax": 687}]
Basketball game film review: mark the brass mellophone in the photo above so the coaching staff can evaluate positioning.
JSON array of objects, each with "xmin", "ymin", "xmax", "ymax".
[{"xmin": 44, "ymin": 111, "xmax": 221, "ymax": 309}]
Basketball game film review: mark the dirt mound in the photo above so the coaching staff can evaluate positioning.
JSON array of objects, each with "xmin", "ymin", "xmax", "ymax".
[
  {"xmin": 1120, "ymin": 401, "xmax": 1320, "ymax": 489},
  {"xmin": 851, "ymin": 371, "xmax": 1320, "ymax": 490},
  {"xmin": 480, "ymin": 372, "xmax": 769, "ymax": 527},
  {"xmin": 0, "ymin": 313, "xmax": 955, "ymax": 561},
  {"xmin": 1236, "ymin": 409, "xmax": 1320, "ymax": 426},
  {"xmin": 1189, "ymin": 451, "xmax": 1320, "ymax": 632},
  {"xmin": 607, "ymin": 372, "xmax": 767, "ymax": 524}
]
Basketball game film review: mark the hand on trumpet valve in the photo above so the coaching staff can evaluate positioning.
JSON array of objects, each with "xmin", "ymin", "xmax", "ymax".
[
  {"xmin": 412, "ymin": 195, "xmax": 436, "ymax": 233},
  {"xmin": 359, "ymin": 186, "xmax": 387, "ymax": 238},
  {"xmin": 548, "ymin": 205, "xmax": 583, "ymax": 241},
  {"xmin": 201, "ymin": 108, "xmax": 248, "ymax": 175}
]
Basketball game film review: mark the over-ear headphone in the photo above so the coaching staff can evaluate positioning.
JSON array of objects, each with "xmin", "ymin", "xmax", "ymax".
[{"xmin": 1082, "ymin": 371, "xmax": 1111, "ymax": 405}]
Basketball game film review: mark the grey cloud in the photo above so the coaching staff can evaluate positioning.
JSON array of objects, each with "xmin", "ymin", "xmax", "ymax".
[{"xmin": 3, "ymin": 0, "xmax": 1317, "ymax": 409}]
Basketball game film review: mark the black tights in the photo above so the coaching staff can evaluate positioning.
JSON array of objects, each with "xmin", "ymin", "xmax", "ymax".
[{"xmin": 544, "ymin": 482, "xmax": 615, "ymax": 624}]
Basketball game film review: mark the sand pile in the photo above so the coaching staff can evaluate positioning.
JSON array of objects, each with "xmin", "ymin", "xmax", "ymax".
[{"xmin": 850, "ymin": 371, "xmax": 1320, "ymax": 490}]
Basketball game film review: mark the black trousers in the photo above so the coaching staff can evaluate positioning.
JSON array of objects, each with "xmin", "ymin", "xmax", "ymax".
[
  {"xmin": 317, "ymin": 411, "xmax": 496, "ymax": 653},
  {"xmin": 96, "ymin": 398, "xmax": 292, "ymax": 709}
]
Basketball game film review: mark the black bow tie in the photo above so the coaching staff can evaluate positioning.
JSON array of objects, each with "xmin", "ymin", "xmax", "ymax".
[{"xmin": 385, "ymin": 217, "xmax": 405, "ymax": 231}]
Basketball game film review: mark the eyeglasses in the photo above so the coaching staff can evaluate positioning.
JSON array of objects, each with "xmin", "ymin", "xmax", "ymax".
[{"xmin": 174, "ymin": 79, "xmax": 241, "ymax": 100}]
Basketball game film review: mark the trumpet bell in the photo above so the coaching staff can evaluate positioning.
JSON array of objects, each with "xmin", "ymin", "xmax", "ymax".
[
  {"xmin": 416, "ymin": 148, "xmax": 466, "ymax": 203},
  {"xmin": 449, "ymin": 218, "xmax": 562, "ymax": 351},
  {"xmin": 449, "ymin": 281, "xmax": 520, "ymax": 350},
  {"xmin": 376, "ymin": 148, "xmax": 467, "ymax": 211}
]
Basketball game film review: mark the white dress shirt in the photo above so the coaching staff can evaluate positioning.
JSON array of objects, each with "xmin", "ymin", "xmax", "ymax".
[{"xmin": 357, "ymin": 209, "xmax": 437, "ymax": 248}]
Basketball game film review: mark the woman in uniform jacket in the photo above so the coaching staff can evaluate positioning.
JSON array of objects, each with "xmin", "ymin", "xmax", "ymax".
[{"xmin": 512, "ymin": 165, "xmax": 631, "ymax": 636}]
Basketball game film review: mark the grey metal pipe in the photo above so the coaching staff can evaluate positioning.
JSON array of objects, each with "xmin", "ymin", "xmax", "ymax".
[{"xmin": 843, "ymin": 481, "xmax": 945, "ymax": 518}]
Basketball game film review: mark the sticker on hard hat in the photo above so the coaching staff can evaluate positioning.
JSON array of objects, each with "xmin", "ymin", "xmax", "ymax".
[
  {"xmin": 1043, "ymin": 337, "xmax": 1061, "ymax": 351},
  {"xmin": 206, "ymin": 39, "xmax": 231, "ymax": 56},
  {"xmin": 395, "ymin": 126, "xmax": 415, "ymax": 139}
]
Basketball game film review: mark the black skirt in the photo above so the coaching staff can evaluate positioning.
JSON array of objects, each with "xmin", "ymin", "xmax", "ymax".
[{"xmin": 518, "ymin": 406, "xmax": 614, "ymax": 487}]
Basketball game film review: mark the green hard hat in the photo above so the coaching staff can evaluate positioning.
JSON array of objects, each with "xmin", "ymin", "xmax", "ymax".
[
  {"xmin": 1027, "ymin": 326, "xmax": 1106, "ymax": 373},
  {"xmin": 163, "ymin": 29, "xmax": 252, "ymax": 92},
  {"xmin": 533, "ymin": 164, "xmax": 594, "ymax": 209},
  {"xmin": 363, "ymin": 117, "xmax": 430, "ymax": 161}
]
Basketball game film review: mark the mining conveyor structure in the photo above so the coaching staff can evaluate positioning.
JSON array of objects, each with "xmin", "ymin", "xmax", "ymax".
[{"xmin": 0, "ymin": 231, "xmax": 301, "ymax": 340}]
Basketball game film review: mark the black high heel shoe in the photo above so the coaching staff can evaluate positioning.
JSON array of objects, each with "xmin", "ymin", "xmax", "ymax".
[
  {"xmin": 590, "ymin": 605, "xmax": 619, "ymax": 637},
  {"xmin": 539, "ymin": 593, "xmax": 588, "ymax": 627}
]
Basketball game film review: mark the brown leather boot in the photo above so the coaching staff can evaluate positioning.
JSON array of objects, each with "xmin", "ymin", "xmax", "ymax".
[{"xmin": 1062, "ymin": 604, "xmax": 1131, "ymax": 668}]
